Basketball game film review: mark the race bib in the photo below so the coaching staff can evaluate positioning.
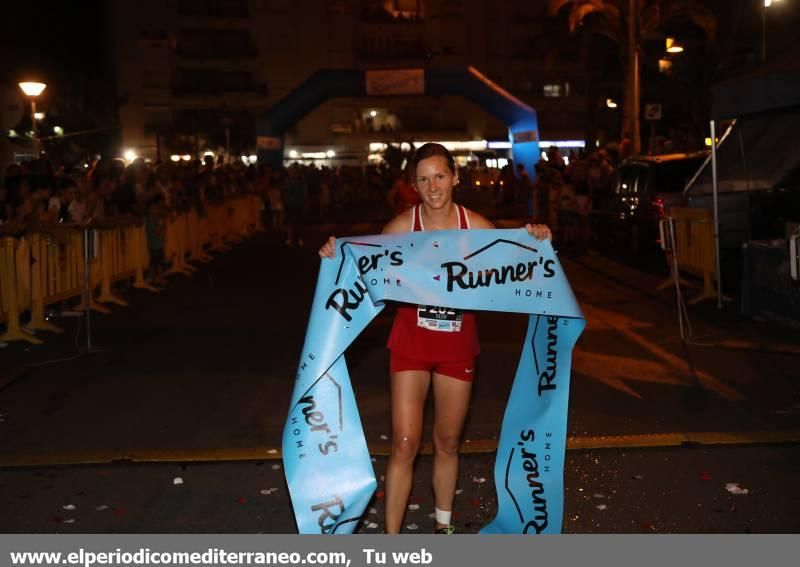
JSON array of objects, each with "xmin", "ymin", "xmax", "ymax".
[{"xmin": 417, "ymin": 305, "xmax": 463, "ymax": 332}]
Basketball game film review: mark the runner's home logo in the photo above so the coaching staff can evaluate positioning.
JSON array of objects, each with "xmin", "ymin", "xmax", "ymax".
[
  {"xmin": 309, "ymin": 494, "xmax": 362, "ymax": 534},
  {"xmin": 327, "ymin": 242, "xmax": 404, "ymax": 322},
  {"xmin": 291, "ymin": 372, "xmax": 343, "ymax": 457},
  {"xmin": 503, "ymin": 428, "xmax": 553, "ymax": 534},
  {"xmin": 440, "ymin": 239, "xmax": 556, "ymax": 293},
  {"xmin": 532, "ymin": 315, "xmax": 560, "ymax": 396}
]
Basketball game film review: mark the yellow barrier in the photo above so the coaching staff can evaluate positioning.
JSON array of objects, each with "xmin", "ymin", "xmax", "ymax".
[
  {"xmin": 1, "ymin": 197, "xmax": 259, "ymax": 345},
  {"xmin": 1, "ymin": 237, "xmax": 41, "ymax": 344},
  {"xmin": 658, "ymin": 207, "xmax": 719, "ymax": 304}
]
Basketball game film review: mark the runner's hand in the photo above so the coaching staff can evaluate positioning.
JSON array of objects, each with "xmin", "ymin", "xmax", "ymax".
[
  {"xmin": 319, "ymin": 236, "xmax": 336, "ymax": 259},
  {"xmin": 525, "ymin": 223, "xmax": 552, "ymax": 241}
]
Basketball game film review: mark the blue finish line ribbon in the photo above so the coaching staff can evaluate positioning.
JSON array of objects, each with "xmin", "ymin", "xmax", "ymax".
[{"xmin": 282, "ymin": 229, "xmax": 585, "ymax": 534}]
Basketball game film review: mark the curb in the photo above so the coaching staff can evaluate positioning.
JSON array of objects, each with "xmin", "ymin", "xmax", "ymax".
[{"xmin": 2, "ymin": 430, "xmax": 799, "ymax": 468}]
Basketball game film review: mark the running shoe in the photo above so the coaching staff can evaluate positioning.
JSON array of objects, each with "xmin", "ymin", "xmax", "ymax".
[{"xmin": 435, "ymin": 525, "xmax": 456, "ymax": 534}]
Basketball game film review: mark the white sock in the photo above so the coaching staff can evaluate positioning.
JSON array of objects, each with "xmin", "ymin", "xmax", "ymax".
[{"xmin": 435, "ymin": 507, "xmax": 452, "ymax": 526}]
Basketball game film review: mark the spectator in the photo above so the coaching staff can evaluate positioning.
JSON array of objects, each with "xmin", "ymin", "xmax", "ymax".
[
  {"xmin": 283, "ymin": 164, "xmax": 306, "ymax": 246},
  {"xmin": 387, "ymin": 169, "xmax": 420, "ymax": 215},
  {"xmin": 145, "ymin": 195, "xmax": 168, "ymax": 286},
  {"xmin": 574, "ymin": 178, "xmax": 593, "ymax": 255}
]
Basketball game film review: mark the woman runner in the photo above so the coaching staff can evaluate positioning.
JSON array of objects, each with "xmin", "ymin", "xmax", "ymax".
[{"xmin": 318, "ymin": 143, "xmax": 552, "ymax": 534}]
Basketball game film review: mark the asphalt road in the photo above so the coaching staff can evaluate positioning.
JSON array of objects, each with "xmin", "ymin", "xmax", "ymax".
[{"xmin": 1, "ymin": 227, "xmax": 798, "ymax": 533}]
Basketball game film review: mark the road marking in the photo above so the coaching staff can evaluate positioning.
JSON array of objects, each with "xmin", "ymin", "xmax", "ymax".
[
  {"xmin": 1, "ymin": 430, "xmax": 799, "ymax": 467},
  {"xmin": 579, "ymin": 303, "xmax": 744, "ymax": 401}
]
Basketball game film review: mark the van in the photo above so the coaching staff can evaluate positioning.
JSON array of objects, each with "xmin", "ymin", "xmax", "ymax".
[{"xmin": 591, "ymin": 152, "xmax": 708, "ymax": 254}]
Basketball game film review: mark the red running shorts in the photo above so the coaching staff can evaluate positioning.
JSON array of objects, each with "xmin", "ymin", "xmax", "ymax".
[{"xmin": 389, "ymin": 351, "xmax": 476, "ymax": 382}]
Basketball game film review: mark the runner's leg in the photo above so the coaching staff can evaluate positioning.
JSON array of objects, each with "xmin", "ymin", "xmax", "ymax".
[
  {"xmin": 431, "ymin": 372, "xmax": 472, "ymax": 529},
  {"xmin": 385, "ymin": 370, "xmax": 430, "ymax": 534}
]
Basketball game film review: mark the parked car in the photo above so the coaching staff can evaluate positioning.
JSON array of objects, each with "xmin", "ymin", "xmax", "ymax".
[{"xmin": 591, "ymin": 152, "xmax": 709, "ymax": 255}]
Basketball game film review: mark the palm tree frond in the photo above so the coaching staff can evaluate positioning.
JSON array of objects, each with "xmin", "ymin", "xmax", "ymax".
[
  {"xmin": 663, "ymin": 1, "xmax": 718, "ymax": 42},
  {"xmin": 639, "ymin": 3, "xmax": 661, "ymax": 36},
  {"xmin": 547, "ymin": 0, "xmax": 577, "ymax": 17},
  {"xmin": 569, "ymin": 4, "xmax": 604, "ymax": 33}
]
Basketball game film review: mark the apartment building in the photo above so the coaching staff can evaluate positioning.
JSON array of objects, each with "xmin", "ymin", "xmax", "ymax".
[{"xmin": 111, "ymin": 0, "xmax": 590, "ymax": 163}]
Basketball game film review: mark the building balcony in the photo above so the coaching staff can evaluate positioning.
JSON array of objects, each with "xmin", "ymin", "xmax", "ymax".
[
  {"xmin": 359, "ymin": 7, "xmax": 424, "ymax": 25},
  {"xmin": 178, "ymin": 0, "xmax": 248, "ymax": 18},
  {"xmin": 355, "ymin": 47, "xmax": 428, "ymax": 61},
  {"xmin": 175, "ymin": 46, "xmax": 259, "ymax": 60},
  {"xmin": 171, "ymin": 77, "xmax": 267, "ymax": 98}
]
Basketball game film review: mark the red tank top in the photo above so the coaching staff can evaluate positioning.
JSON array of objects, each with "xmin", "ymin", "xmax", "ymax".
[{"xmin": 387, "ymin": 204, "xmax": 480, "ymax": 362}]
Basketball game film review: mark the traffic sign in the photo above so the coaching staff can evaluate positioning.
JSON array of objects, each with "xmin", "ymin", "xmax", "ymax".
[{"xmin": 644, "ymin": 104, "xmax": 662, "ymax": 121}]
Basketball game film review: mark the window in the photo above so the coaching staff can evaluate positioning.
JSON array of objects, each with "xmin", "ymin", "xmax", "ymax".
[{"xmin": 543, "ymin": 84, "xmax": 561, "ymax": 97}]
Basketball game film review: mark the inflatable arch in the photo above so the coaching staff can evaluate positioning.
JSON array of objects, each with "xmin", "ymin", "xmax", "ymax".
[{"xmin": 256, "ymin": 66, "xmax": 540, "ymax": 178}]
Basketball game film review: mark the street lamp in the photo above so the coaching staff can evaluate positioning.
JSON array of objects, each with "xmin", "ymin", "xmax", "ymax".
[
  {"xmin": 763, "ymin": 0, "xmax": 783, "ymax": 61},
  {"xmin": 665, "ymin": 37, "xmax": 684, "ymax": 54},
  {"xmin": 18, "ymin": 81, "xmax": 47, "ymax": 156}
]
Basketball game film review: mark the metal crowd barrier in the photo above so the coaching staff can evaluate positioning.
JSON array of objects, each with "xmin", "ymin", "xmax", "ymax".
[
  {"xmin": 0, "ymin": 195, "xmax": 264, "ymax": 345},
  {"xmin": 657, "ymin": 206, "xmax": 719, "ymax": 304}
]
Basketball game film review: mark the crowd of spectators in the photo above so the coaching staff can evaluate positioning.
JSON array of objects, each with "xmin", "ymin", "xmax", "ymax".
[{"xmin": 0, "ymin": 145, "xmax": 619, "ymax": 256}]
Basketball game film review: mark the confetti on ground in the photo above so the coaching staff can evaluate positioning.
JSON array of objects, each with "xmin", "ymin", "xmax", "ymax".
[
  {"xmin": 698, "ymin": 471, "xmax": 712, "ymax": 481},
  {"xmin": 63, "ymin": 519, "xmax": 76, "ymax": 524},
  {"xmin": 455, "ymin": 489, "xmax": 463, "ymax": 495},
  {"xmin": 237, "ymin": 497, "xmax": 248, "ymax": 504},
  {"xmin": 380, "ymin": 435, "xmax": 389, "ymax": 440},
  {"xmin": 427, "ymin": 513, "xmax": 436, "ymax": 519},
  {"xmin": 592, "ymin": 493, "xmax": 605, "ymax": 499},
  {"xmin": 408, "ymin": 504, "xmax": 419, "ymax": 511},
  {"xmin": 376, "ymin": 491, "xmax": 385, "ymax": 500},
  {"xmin": 267, "ymin": 449, "xmax": 278, "ymax": 454},
  {"xmin": 62, "ymin": 504, "xmax": 76, "ymax": 511},
  {"xmin": 260, "ymin": 488, "xmax": 279, "ymax": 495},
  {"xmin": 113, "ymin": 508, "xmax": 126, "ymax": 517},
  {"xmin": 366, "ymin": 522, "xmax": 379, "ymax": 529},
  {"xmin": 472, "ymin": 477, "xmax": 486, "ymax": 484},
  {"xmin": 95, "ymin": 505, "xmax": 109, "ymax": 511},
  {"xmin": 641, "ymin": 522, "xmax": 656, "ymax": 531},
  {"xmin": 465, "ymin": 439, "xmax": 471, "ymax": 443},
  {"xmin": 271, "ymin": 464, "xmax": 281, "ymax": 470},
  {"xmin": 596, "ymin": 504, "xmax": 607, "ymax": 511},
  {"xmin": 368, "ymin": 508, "xmax": 377, "ymax": 515},
  {"xmin": 371, "ymin": 457, "xmax": 377, "ymax": 462},
  {"xmin": 725, "ymin": 483, "xmax": 750, "ymax": 495},
  {"xmin": 173, "ymin": 477, "xmax": 184, "ymax": 485},
  {"xmin": 632, "ymin": 475, "xmax": 644, "ymax": 480},
  {"xmin": 469, "ymin": 498, "xmax": 481, "ymax": 508},
  {"xmin": 406, "ymin": 523, "xmax": 419, "ymax": 531}
]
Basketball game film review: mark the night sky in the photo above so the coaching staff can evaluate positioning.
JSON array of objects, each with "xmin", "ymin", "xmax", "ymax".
[{"xmin": 1, "ymin": 2, "xmax": 106, "ymax": 80}]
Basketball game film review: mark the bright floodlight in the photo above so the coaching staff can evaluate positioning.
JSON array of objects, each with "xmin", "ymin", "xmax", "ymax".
[
  {"xmin": 606, "ymin": 98, "xmax": 618, "ymax": 109},
  {"xmin": 19, "ymin": 82, "xmax": 47, "ymax": 97},
  {"xmin": 123, "ymin": 149, "xmax": 137, "ymax": 162}
]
